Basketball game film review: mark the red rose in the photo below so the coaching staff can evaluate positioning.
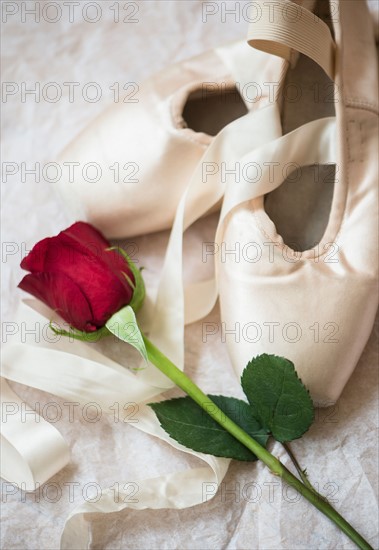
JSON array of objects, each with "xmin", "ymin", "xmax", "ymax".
[{"xmin": 18, "ymin": 222, "xmax": 135, "ymax": 332}]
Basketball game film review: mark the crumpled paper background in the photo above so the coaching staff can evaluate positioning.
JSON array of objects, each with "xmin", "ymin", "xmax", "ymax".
[{"xmin": 1, "ymin": 1, "xmax": 378, "ymax": 548}]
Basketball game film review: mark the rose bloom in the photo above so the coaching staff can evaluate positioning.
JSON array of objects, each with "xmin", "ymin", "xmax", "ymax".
[{"xmin": 18, "ymin": 222, "xmax": 135, "ymax": 332}]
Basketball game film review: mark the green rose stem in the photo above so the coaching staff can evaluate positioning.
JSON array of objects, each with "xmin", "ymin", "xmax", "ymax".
[{"xmin": 143, "ymin": 335, "xmax": 373, "ymax": 550}]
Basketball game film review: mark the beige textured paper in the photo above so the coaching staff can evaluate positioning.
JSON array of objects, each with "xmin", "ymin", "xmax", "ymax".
[{"xmin": 2, "ymin": 1, "xmax": 378, "ymax": 548}]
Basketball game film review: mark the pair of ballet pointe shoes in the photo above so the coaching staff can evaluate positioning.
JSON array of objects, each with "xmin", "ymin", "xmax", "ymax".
[{"xmin": 57, "ymin": 0, "xmax": 378, "ymax": 406}]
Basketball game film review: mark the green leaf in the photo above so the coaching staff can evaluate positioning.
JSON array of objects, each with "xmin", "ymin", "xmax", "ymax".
[
  {"xmin": 50, "ymin": 322, "xmax": 110, "ymax": 342},
  {"xmin": 106, "ymin": 305, "xmax": 147, "ymax": 362},
  {"xmin": 108, "ymin": 247, "xmax": 145, "ymax": 313},
  {"xmin": 149, "ymin": 395, "xmax": 269, "ymax": 461},
  {"xmin": 241, "ymin": 354, "xmax": 314, "ymax": 443}
]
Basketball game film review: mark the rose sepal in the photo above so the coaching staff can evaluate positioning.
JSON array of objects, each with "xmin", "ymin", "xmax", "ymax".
[
  {"xmin": 109, "ymin": 247, "xmax": 145, "ymax": 313},
  {"xmin": 49, "ymin": 322, "xmax": 111, "ymax": 343},
  {"xmin": 105, "ymin": 305, "xmax": 148, "ymax": 362}
]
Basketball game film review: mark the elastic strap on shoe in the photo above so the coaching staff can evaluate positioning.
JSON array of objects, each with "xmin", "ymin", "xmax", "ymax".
[{"xmin": 247, "ymin": 0, "xmax": 336, "ymax": 80}]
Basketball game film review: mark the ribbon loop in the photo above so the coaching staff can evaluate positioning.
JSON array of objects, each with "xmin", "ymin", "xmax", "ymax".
[{"xmin": 1, "ymin": 379, "xmax": 70, "ymax": 491}]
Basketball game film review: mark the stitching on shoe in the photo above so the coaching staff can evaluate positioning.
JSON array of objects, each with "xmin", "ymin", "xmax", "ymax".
[
  {"xmin": 346, "ymin": 118, "xmax": 355, "ymax": 163},
  {"xmin": 250, "ymin": 203, "xmax": 287, "ymax": 254},
  {"xmin": 360, "ymin": 122, "xmax": 365, "ymax": 164},
  {"xmin": 346, "ymin": 117, "xmax": 365, "ymax": 165},
  {"xmin": 330, "ymin": 5, "xmax": 349, "ymax": 261},
  {"xmin": 345, "ymin": 100, "xmax": 379, "ymax": 116}
]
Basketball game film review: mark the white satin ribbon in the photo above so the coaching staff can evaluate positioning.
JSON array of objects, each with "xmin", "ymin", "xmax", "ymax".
[
  {"xmin": 1, "ymin": 378, "xmax": 70, "ymax": 490},
  {"xmin": 148, "ymin": 103, "xmax": 283, "ymax": 339}
]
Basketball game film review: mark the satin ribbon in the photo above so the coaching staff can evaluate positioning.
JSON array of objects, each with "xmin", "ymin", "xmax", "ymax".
[{"xmin": 1, "ymin": 378, "xmax": 70, "ymax": 490}]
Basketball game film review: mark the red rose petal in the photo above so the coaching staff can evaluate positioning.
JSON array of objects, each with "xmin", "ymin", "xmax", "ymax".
[
  {"xmin": 41, "ymin": 236, "xmax": 133, "ymax": 326},
  {"xmin": 63, "ymin": 222, "xmax": 111, "ymax": 251},
  {"xmin": 18, "ymin": 272, "xmax": 97, "ymax": 332},
  {"xmin": 20, "ymin": 237, "xmax": 51, "ymax": 273},
  {"xmin": 20, "ymin": 222, "xmax": 111, "ymax": 274},
  {"xmin": 64, "ymin": 222, "xmax": 135, "ymax": 293}
]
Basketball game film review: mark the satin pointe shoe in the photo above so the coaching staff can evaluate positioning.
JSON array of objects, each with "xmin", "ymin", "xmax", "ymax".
[
  {"xmin": 217, "ymin": 0, "xmax": 378, "ymax": 404},
  {"xmin": 55, "ymin": 41, "xmax": 256, "ymax": 239}
]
